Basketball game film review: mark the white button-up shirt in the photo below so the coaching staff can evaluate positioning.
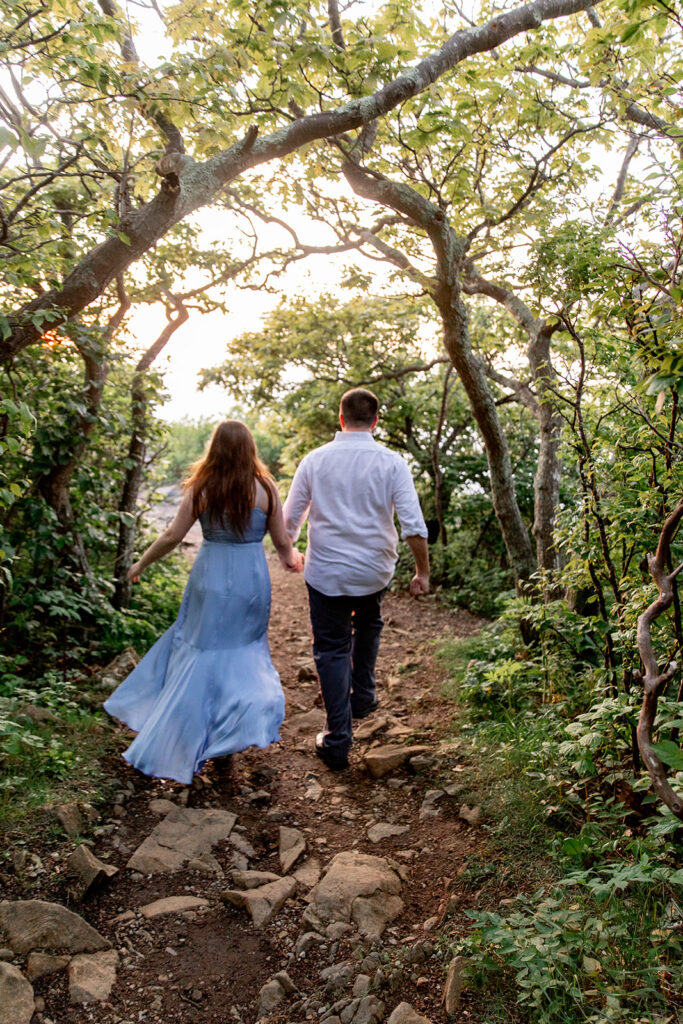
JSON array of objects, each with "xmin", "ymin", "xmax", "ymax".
[{"xmin": 283, "ymin": 431, "xmax": 427, "ymax": 597}]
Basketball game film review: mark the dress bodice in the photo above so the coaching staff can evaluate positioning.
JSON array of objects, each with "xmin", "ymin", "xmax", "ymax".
[{"xmin": 199, "ymin": 507, "xmax": 267, "ymax": 544}]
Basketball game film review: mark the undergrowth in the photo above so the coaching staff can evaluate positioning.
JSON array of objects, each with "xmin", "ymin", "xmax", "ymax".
[{"xmin": 436, "ymin": 598, "xmax": 683, "ymax": 1024}]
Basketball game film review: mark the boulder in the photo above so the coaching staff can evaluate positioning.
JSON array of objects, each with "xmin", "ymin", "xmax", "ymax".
[
  {"xmin": 279, "ymin": 826, "xmax": 306, "ymax": 874},
  {"xmin": 363, "ymin": 745, "xmax": 431, "ymax": 779},
  {"xmin": 139, "ymin": 896, "xmax": 209, "ymax": 919},
  {"xmin": 387, "ymin": 1003, "xmax": 433, "ymax": 1024},
  {"xmin": 221, "ymin": 876, "xmax": 297, "ymax": 928},
  {"xmin": 0, "ymin": 900, "xmax": 110, "ymax": 954},
  {"xmin": 308, "ymin": 851, "xmax": 403, "ymax": 941},
  {"xmin": 127, "ymin": 807, "xmax": 236, "ymax": 873},
  {"xmin": 66, "ymin": 845, "xmax": 118, "ymax": 897},
  {"xmin": 0, "ymin": 962, "xmax": 34, "ymax": 1024},
  {"xmin": 68, "ymin": 949, "xmax": 119, "ymax": 1003}
]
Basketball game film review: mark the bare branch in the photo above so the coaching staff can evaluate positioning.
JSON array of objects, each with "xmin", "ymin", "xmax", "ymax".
[{"xmin": 636, "ymin": 498, "xmax": 683, "ymax": 820}]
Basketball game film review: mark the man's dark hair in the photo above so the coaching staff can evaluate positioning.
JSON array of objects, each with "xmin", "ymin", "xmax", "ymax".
[{"xmin": 340, "ymin": 388, "xmax": 379, "ymax": 427}]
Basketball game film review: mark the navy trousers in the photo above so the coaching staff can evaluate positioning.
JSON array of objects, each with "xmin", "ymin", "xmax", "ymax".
[{"xmin": 307, "ymin": 583, "xmax": 385, "ymax": 761}]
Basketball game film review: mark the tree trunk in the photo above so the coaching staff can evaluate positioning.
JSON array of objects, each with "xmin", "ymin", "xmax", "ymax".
[
  {"xmin": 343, "ymin": 159, "xmax": 536, "ymax": 590},
  {"xmin": 528, "ymin": 325, "xmax": 563, "ymax": 574},
  {"xmin": 112, "ymin": 295, "xmax": 189, "ymax": 608}
]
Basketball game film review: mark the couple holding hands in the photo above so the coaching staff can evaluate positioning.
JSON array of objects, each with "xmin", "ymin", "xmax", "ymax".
[{"xmin": 105, "ymin": 388, "xmax": 430, "ymax": 781}]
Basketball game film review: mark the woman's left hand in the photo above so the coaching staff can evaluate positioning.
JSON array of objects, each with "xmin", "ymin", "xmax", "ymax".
[{"xmin": 127, "ymin": 561, "xmax": 143, "ymax": 582}]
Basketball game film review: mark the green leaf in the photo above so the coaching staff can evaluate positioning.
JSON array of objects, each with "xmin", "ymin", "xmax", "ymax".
[{"xmin": 650, "ymin": 740, "xmax": 683, "ymax": 771}]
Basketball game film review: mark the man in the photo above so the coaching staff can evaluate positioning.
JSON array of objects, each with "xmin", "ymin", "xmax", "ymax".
[{"xmin": 283, "ymin": 388, "xmax": 430, "ymax": 771}]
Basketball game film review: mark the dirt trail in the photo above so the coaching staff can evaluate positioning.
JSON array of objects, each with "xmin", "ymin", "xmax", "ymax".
[{"xmin": 4, "ymin": 555, "xmax": 489, "ymax": 1024}]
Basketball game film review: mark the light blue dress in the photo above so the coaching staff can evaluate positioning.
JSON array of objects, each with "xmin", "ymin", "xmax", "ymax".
[{"xmin": 104, "ymin": 509, "xmax": 285, "ymax": 784}]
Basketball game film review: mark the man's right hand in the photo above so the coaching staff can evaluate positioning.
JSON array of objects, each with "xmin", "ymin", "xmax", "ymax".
[{"xmin": 409, "ymin": 573, "xmax": 429, "ymax": 596}]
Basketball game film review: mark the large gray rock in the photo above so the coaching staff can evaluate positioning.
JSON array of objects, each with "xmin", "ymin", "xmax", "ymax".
[
  {"xmin": 68, "ymin": 949, "xmax": 119, "ymax": 1003},
  {"xmin": 387, "ymin": 1003, "xmax": 433, "ymax": 1024},
  {"xmin": 308, "ymin": 851, "xmax": 403, "ymax": 941},
  {"xmin": 363, "ymin": 745, "xmax": 431, "ymax": 779},
  {"xmin": 127, "ymin": 807, "xmax": 236, "ymax": 874},
  {"xmin": 0, "ymin": 962, "xmax": 34, "ymax": 1024},
  {"xmin": 279, "ymin": 826, "xmax": 305, "ymax": 874},
  {"xmin": 221, "ymin": 876, "xmax": 297, "ymax": 928},
  {"xmin": 0, "ymin": 900, "xmax": 110, "ymax": 954}
]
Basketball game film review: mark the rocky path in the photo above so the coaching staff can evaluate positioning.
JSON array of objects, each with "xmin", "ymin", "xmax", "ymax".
[{"xmin": 1, "ymin": 556, "xmax": 487, "ymax": 1024}]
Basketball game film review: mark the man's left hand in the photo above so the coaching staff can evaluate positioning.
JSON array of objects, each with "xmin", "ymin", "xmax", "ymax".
[{"xmin": 410, "ymin": 574, "xmax": 429, "ymax": 596}]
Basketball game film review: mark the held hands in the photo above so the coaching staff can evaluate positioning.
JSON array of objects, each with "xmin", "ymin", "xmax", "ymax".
[
  {"xmin": 282, "ymin": 548, "xmax": 304, "ymax": 574},
  {"xmin": 409, "ymin": 573, "xmax": 430, "ymax": 597}
]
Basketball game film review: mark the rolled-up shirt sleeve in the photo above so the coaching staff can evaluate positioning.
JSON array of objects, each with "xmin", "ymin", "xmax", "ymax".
[
  {"xmin": 283, "ymin": 458, "xmax": 312, "ymax": 541},
  {"xmin": 392, "ymin": 457, "xmax": 428, "ymax": 538}
]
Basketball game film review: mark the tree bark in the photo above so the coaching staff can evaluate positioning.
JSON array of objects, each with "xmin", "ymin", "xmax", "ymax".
[
  {"xmin": 35, "ymin": 280, "xmax": 130, "ymax": 577},
  {"xmin": 636, "ymin": 497, "xmax": 683, "ymax": 821},
  {"xmin": 343, "ymin": 159, "xmax": 536, "ymax": 588},
  {"xmin": 112, "ymin": 294, "xmax": 189, "ymax": 609},
  {"xmin": 1, "ymin": 0, "xmax": 605, "ymax": 365},
  {"xmin": 463, "ymin": 269, "xmax": 562, "ymax": 575}
]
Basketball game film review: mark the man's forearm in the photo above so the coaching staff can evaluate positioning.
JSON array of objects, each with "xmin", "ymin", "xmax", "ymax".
[{"xmin": 406, "ymin": 535, "xmax": 429, "ymax": 577}]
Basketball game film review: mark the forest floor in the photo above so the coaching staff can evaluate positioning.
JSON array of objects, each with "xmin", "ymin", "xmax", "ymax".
[{"xmin": 0, "ymin": 543, "xmax": 515, "ymax": 1024}]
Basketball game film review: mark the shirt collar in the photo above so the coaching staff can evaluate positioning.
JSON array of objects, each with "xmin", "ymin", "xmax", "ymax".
[{"xmin": 334, "ymin": 431, "xmax": 377, "ymax": 444}]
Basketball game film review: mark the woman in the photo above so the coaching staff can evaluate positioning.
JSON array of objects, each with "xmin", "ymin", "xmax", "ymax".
[{"xmin": 104, "ymin": 420, "xmax": 303, "ymax": 784}]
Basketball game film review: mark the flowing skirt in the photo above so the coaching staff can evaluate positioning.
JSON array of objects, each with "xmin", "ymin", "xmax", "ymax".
[{"xmin": 104, "ymin": 540, "xmax": 285, "ymax": 784}]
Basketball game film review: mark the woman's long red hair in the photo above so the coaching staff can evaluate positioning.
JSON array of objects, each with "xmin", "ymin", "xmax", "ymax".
[{"xmin": 183, "ymin": 420, "xmax": 273, "ymax": 534}]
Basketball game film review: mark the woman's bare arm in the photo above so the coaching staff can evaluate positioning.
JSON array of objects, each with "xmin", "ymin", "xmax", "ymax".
[
  {"xmin": 128, "ymin": 489, "xmax": 197, "ymax": 580},
  {"xmin": 266, "ymin": 483, "xmax": 304, "ymax": 573}
]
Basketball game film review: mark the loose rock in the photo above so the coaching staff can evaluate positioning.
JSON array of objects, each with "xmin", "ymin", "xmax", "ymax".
[
  {"xmin": 26, "ymin": 952, "xmax": 70, "ymax": 982},
  {"xmin": 0, "ymin": 900, "xmax": 110, "ymax": 954},
  {"xmin": 387, "ymin": 1002, "xmax": 433, "ymax": 1024},
  {"xmin": 221, "ymin": 876, "xmax": 297, "ymax": 928},
  {"xmin": 442, "ymin": 955, "xmax": 467, "ymax": 1014},
  {"xmin": 279, "ymin": 826, "xmax": 306, "ymax": 873},
  {"xmin": 367, "ymin": 823, "xmax": 409, "ymax": 843},
  {"xmin": 232, "ymin": 870, "xmax": 282, "ymax": 890},
  {"xmin": 363, "ymin": 745, "xmax": 431, "ymax": 779},
  {"xmin": 56, "ymin": 803, "xmax": 83, "ymax": 836},
  {"xmin": 309, "ymin": 851, "xmax": 403, "ymax": 941},
  {"xmin": 96, "ymin": 648, "xmax": 139, "ymax": 691},
  {"xmin": 68, "ymin": 949, "xmax": 119, "ymax": 1003},
  {"xmin": 127, "ymin": 807, "xmax": 237, "ymax": 874},
  {"xmin": 0, "ymin": 962, "xmax": 34, "ymax": 1024},
  {"xmin": 459, "ymin": 804, "xmax": 482, "ymax": 826},
  {"xmin": 139, "ymin": 896, "xmax": 209, "ymax": 919},
  {"xmin": 293, "ymin": 857, "xmax": 322, "ymax": 888},
  {"xmin": 66, "ymin": 845, "xmax": 118, "ymax": 897},
  {"xmin": 258, "ymin": 978, "xmax": 285, "ymax": 1015}
]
